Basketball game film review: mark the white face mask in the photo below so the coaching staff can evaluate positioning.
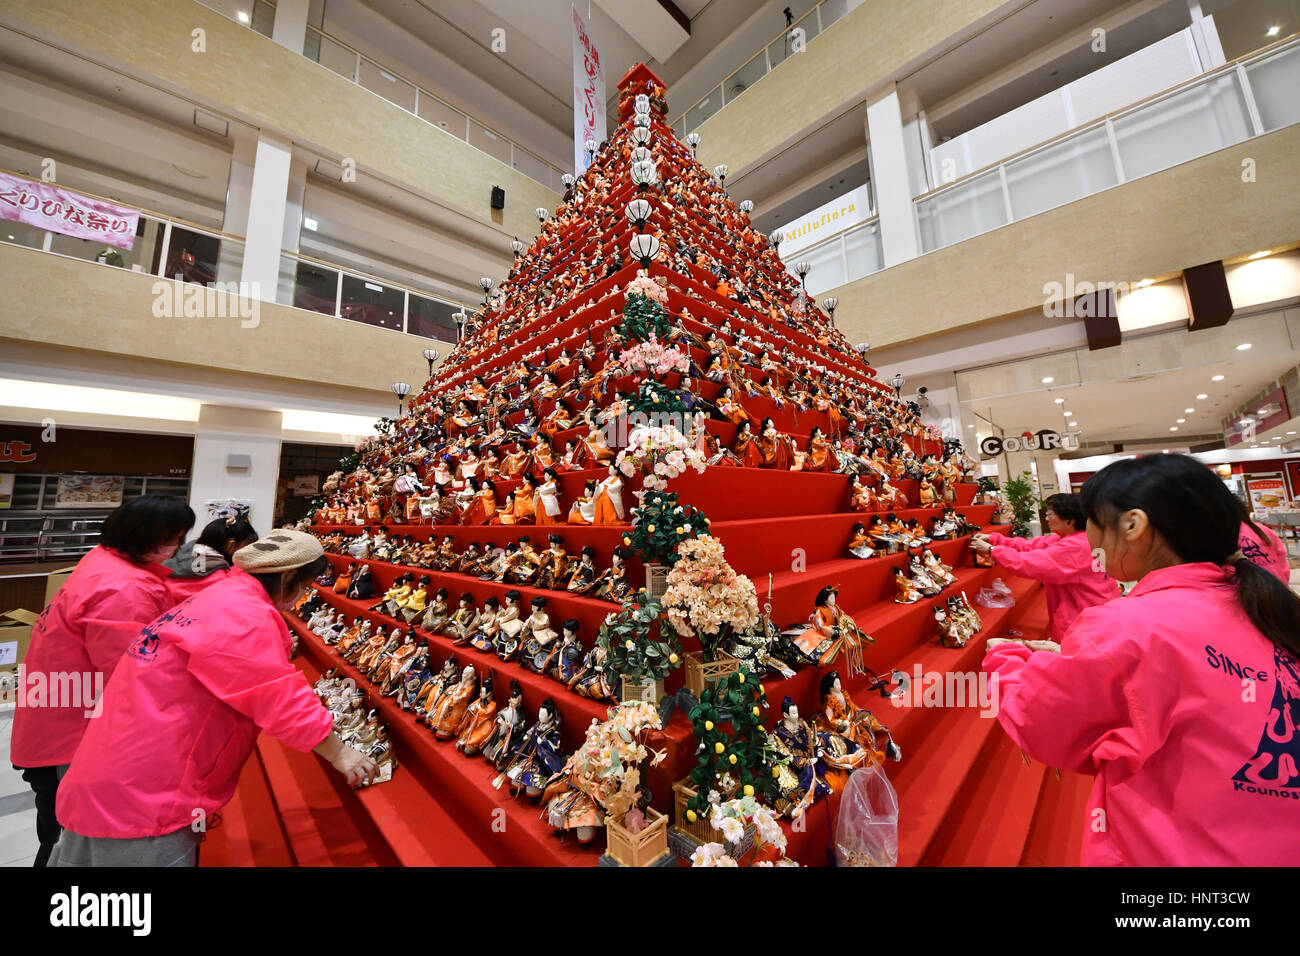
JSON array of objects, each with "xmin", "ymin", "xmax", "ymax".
[{"xmin": 144, "ymin": 542, "xmax": 181, "ymax": 563}]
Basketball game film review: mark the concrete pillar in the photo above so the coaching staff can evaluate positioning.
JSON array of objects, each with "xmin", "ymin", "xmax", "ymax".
[
  {"xmin": 188, "ymin": 405, "xmax": 284, "ymax": 533},
  {"xmin": 239, "ymin": 132, "xmax": 294, "ymax": 304},
  {"xmin": 271, "ymin": 0, "xmax": 311, "ymax": 55},
  {"xmin": 866, "ymin": 86, "xmax": 922, "ymax": 268}
]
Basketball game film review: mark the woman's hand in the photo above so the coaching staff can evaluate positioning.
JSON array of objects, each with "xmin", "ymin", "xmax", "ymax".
[
  {"xmin": 970, "ymin": 538, "xmax": 993, "ymax": 554},
  {"xmin": 313, "ymin": 732, "xmax": 380, "ymax": 787}
]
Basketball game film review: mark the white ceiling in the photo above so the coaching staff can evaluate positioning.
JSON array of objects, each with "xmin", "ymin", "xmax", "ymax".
[{"xmin": 961, "ymin": 310, "xmax": 1300, "ymax": 446}]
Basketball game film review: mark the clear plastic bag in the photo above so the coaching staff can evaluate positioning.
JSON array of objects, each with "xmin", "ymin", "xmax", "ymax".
[
  {"xmin": 975, "ymin": 577, "xmax": 1015, "ymax": 608},
  {"xmin": 833, "ymin": 762, "xmax": 899, "ymax": 867}
]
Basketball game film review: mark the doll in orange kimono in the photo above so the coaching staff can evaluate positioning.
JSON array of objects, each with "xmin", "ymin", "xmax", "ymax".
[
  {"xmin": 732, "ymin": 420, "xmax": 764, "ymax": 467},
  {"xmin": 715, "ymin": 386, "xmax": 750, "ymax": 426},
  {"xmin": 592, "ymin": 466, "xmax": 625, "ymax": 524},
  {"xmin": 534, "ymin": 468, "xmax": 563, "ymax": 524},
  {"xmin": 786, "ymin": 585, "xmax": 872, "ymax": 676},
  {"xmin": 455, "ymin": 673, "xmax": 498, "ymax": 756},
  {"xmin": 816, "ymin": 671, "xmax": 901, "ymax": 764},
  {"xmin": 460, "ymin": 477, "xmax": 498, "ymax": 526},
  {"xmin": 567, "ymin": 479, "xmax": 598, "ymax": 525},
  {"xmin": 804, "ymin": 426, "xmax": 839, "ymax": 473},
  {"xmin": 431, "ymin": 664, "xmax": 479, "ymax": 739},
  {"xmin": 513, "ymin": 474, "xmax": 539, "ymax": 525},
  {"xmin": 758, "ymin": 416, "xmax": 795, "ymax": 471}
]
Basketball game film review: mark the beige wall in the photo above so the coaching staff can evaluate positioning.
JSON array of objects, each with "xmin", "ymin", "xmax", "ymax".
[
  {"xmin": 829, "ymin": 123, "xmax": 1300, "ymax": 350},
  {"xmin": 0, "ymin": 0, "xmax": 557, "ymax": 239},
  {"xmin": 0, "ymin": 242, "xmax": 431, "ymax": 398},
  {"xmin": 695, "ymin": 0, "xmax": 1009, "ymax": 175}
]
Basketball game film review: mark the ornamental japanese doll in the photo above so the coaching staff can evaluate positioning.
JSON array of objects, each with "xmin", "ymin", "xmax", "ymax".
[
  {"xmin": 430, "ymin": 665, "xmax": 479, "ymax": 739},
  {"xmin": 495, "ymin": 700, "xmax": 566, "ymax": 799},
  {"xmin": 816, "ymin": 671, "xmax": 902, "ymax": 765},
  {"xmin": 455, "ymin": 675, "xmax": 498, "ymax": 756},
  {"xmin": 768, "ymin": 697, "xmax": 832, "ymax": 819}
]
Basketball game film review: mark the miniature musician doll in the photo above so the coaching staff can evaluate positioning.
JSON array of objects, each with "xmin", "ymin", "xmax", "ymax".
[
  {"xmin": 347, "ymin": 564, "xmax": 375, "ymax": 600},
  {"xmin": 894, "ymin": 566, "xmax": 922, "ymax": 604},
  {"xmin": 545, "ymin": 620, "xmax": 584, "ymax": 685},
  {"xmin": 420, "ymin": 587, "xmax": 451, "ymax": 633},
  {"xmin": 496, "ymin": 699, "xmax": 566, "ymax": 800},
  {"xmin": 467, "ymin": 596, "xmax": 502, "ymax": 652},
  {"xmin": 455, "ymin": 674, "xmax": 498, "ymax": 756},
  {"xmin": 565, "ymin": 545, "xmax": 599, "ymax": 594},
  {"xmin": 535, "ymin": 468, "xmax": 563, "ymax": 525},
  {"xmin": 518, "ymin": 596, "xmax": 560, "ymax": 674},
  {"xmin": 535, "ymin": 534, "xmax": 569, "ymax": 590},
  {"xmin": 431, "ymin": 664, "xmax": 479, "ymax": 739},
  {"xmin": 847, "ymin": 522, "xmax": 875, "ymax": 559},
  {"xmin": 482, "ymin": 680, "xmax": 527, "ymax": 769},
  {"xmin": 416, "ymin": 655, "xmax": 459, "ymax": 725},
  {"xmin": 591, "ymin": 547, "xmax": 631, "ymax": 602},
  {"xmin": 785, "ymin": 585, "xmax": 872, "ymax": 676},
  {"xmin": 494, "ymin": 590, "xmax": 527, "ymax": 662},
  {"xmin": 567, "ymin": 479, "xmax": 599, "ymax": 525},
  {"xmin": 399, "ymin": 574, "xmax": 431, "ymax": 624}
]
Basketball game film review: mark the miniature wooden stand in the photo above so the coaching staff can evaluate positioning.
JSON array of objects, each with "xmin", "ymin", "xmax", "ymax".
[
  {"xmin": 682, "ymin": 650, "xmax": 740, "ymax": 697},
  {"xmin": 643, "ymin": 562, "xmax": 670, "ymax": 600},
  {"xmin": 619, "ymin": 674, "xmax": 665, "ymax": 704},
  {"xmin": 602, "ymin": 807, "xmax": 671, "ymax": 866}
]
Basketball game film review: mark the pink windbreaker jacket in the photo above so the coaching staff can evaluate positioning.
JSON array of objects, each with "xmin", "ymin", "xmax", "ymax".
[
  {"xmin": 1239, "ymin": 521, "xmax": 1290, "ymax": 584},
  {"xmin": 987, "ymin": 530, "xmax": 1120, "ymax": 642},
  {"xmin": 55, "ymin": 568, "xmax": 334, "ymax": 839},
  {"xmin": 984, "ymin": 562, "xmax": 1300, "ymax": 866},
  {"xmin": 10, "ymin": 546, "xmax": 177, "ymax": 768}
]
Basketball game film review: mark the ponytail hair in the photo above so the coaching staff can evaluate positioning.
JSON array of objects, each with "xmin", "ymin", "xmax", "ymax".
[{"xmin": 1081, "ymin": 454, "xmax": 1300, "ymax": 658}]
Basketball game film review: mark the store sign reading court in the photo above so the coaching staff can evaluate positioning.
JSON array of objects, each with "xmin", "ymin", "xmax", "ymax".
[{"xmin": 980, "ymin": 429, "xmax": 1082, "ymax": 457}]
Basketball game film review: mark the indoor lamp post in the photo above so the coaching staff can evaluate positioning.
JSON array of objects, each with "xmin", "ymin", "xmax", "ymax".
[
  {"xmin": 891, "ymin": 373, "xmax": 906, "ymax": 399},
  {"xmin": 391, "ymin": 381, "xmax": 411, "ymax": 416},
  {"xmin": 422, "ymin": 348, "xmax": 438, "ymax": 377}
]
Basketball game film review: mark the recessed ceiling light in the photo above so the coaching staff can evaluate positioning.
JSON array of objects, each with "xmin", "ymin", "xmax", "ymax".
[
  {"xmin": 303, "ymin": 217, "xmax": 318, "ymax": 231},
  {"xmin": 1267, "ymin": 25, "xmax": 1280, "ymax": 36},
  {"xmin": 5, "ymin": 234, "xmax": 12, "ymax": 240},
  {"xmin": 1054, "ymin": 397, "xmax": 1064, "ymax": 404},
  {"xmin": 1248, "ymin": 249, "xmax": 1272, "ymax": 259},
  {"xmin": 1196, "ymin": 393, "xmax": 1208, "ymax": 400},
  {"xmin": 1170, "ymin": 426, "xmax": 1179, "ymax": 432},
  {"xmin": 237, "ymin": 10, "xmax": 250, "ymax": 22},
  {"xmin": 1063, "ymin": 411, "xmax": 1073, "ymax": 417},
  {"xmin": 1162, "ymin": 449, "xmax": 1169, "ymax": 453},
  {"xmin": 1177, "ymin": 418, "xmax": 1186, "ymax": 424},
  {"xmin": 1185, "ymin": 408, "xmax": 1195, "ymax": 413},
  {"xmin": 1041, "ymin": 376, "xmax": 1054, "ymax": 384},
  {"xmin": 1212, "ymin": 375, "xmax": 1225, "ymax": 382},
  {"xmin": 1068, "ymin": 421, "xmax": 1078, "ymax": 427},
  {"xmin": 1289, "ymin": 431, "xmax": 1297, "ymax": 436},
  {"xmin": 1236, "ymin": 343, "xmax": 1252, "ymax": 351}
]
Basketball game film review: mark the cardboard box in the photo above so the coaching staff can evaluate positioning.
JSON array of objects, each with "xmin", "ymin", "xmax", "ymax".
[
  {"xmin": 44, "ymin": 566, "xmax": 78, "ymax": 609},
  {"xmin": 0, "ymin": 608, "xmax": 37, "ymax": 673}
]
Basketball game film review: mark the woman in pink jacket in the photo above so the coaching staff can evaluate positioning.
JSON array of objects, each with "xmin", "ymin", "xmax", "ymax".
[
  {"xmin": 10, "ymin": 494, "xmax": 194, "ymax": 867},
  {"xmin": 971, "ymin": 493, "xmax": 1119, "ymax": 643},
  {"xmin": 1237, "ymin": 503, "xmax": 1290, "ymax": 584},
  {"xmin": 49, "ymin": 530, "xmax": 377, "ymax": 867},
  {"xmin": 984, "ymin": 454, "xmax": 1300, "ymax": 866}
]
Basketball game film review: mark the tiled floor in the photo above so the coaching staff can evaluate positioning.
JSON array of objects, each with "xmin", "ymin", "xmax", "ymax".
[{"xmin": 0, "ymin": 703, "xmax": 38, "ymax": 867}]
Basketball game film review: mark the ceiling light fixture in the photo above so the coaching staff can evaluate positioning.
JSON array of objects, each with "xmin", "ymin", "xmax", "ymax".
[
  {"xmin": 1236, "ymin": 343, "xmax": 1252, "ymax": 351},
  {"xmin": 1068, "ymin": 421, "xmax": 1078, "ymax": 427},
  {"xmin": 1248, "ymin": 249, "xmax": 1272, "ymax": 259},
  {"xmin": 1185, "ymin": 408, "xmax": 1195, "ymax": 413},
  {"xmin": 1212, "ymin": 374, "xmax": 1225, "ymax": 382},
  {"xmin": 1267, "ymin": 25, "xmax": 1280, "ymax": 36},
  {"xmin": 1041, "ymin": 376, "xmax": 1054, "ymax": 384},
  {"xmin": 237, "ymin": 10, "xmax": 250, "ymax": 23},
  {"xmin": 1196, "ymin": 393, "xmax": 1208, "ymax": 400},
  {"xmin": 1136, "ymin": 278, "xmax": 1153, "ymax": 288},
  {"xmin": 1177, "ymin": 418, "xmax": 1186, "ymax": 424},
  {"xmin": 1170, "ymin": 426, "xmax": 1179, "ymax": 432},
  {"xmin": 1054, "ymin": 397, "xmax": 1064, "ymax": 404}
]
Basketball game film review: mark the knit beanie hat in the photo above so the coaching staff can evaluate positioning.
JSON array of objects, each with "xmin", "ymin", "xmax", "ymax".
[{"xmin": 233, "ymin": 530, "xmax": 324, "ymax": 573}]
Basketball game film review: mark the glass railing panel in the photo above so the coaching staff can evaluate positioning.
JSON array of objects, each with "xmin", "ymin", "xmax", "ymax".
[
  {"xmin": 1003, "ymin": 125, "xmax": 1118, "ymax": 220},
  {"xmin": 468, "ymin": 121, "xmax": 512, "ymax": 165},
  {"xmin": 916, "ymin": 170, "xmax": 1008, "ymax": 253},
  {"xmin": 289, "ymin": 258, "xmax": 340, "ymax": 316},
  {"xmin": 1244, "ymin": 44, "xmax": 1300, "ymax": 132},
  {"xmin": 0, "ymin": 220, "xmax": 48, "ymax": 251},
  {"xmin": 408, "ymin": 293, "xmax": 460, "ymax": 342},
  {"xmin": 1112, "ymin": 73, "xmax": 1253, "ymax": 181},
  {"xmin": 723, "ymin": 51, "xmax": 767, "ymax": 103},
  {"xmin": 339, "ymin": 274, "xmax": 405, "ymax": 331},
  {"xmin": 250, "ymin": 0, "xmax": 274, "ymax": 38},
  {"xmin": 310, "ymin": 31, "xmax": 358, "ymax": 83},
  {"xmin": 794, "ymin": 236, "xmax": 848, "ymax": 295},
  {"xmin": 156, "ymin": 225, "xmax": 226, "ymax": 285},
  {"xmin": 819, "ymin": 0, "xmax": 850, "ymax": 31},
  {"xmin": 359, "ymin": 58, "xmax": 417, "ymax": 113},
  {"xmin": 416, "ymin": 92, "xmax": 469, "ymax": 140},
  {"xmin": 684, "ymin": 85, "xmax": 723, "ymax": 132},
  {"xmin": 843, "ymin": 221, "xmax": 883, "ymax": 278},
  {"xmin": 511, "ymin": 147, "xmax": 551, "ymax": 188}
]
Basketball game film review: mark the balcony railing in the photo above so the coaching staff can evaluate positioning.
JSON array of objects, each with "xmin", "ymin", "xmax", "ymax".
[
  {"xmin": 0, "ymin": 170, "xmax": 467, "ymax": 344},
  {"xmin": 671, "ymin": 0, "xmax": 862, "ymax": 136},
  {"xmin": 783, "ymin": 217, "xmax": 883, "ymax": 295},
  {"xmin": 196, "ymin": 0, "xmax": 566, "ymax": 192},
  {"xmin": 913, "ymin": 34, "xmax": 1300, "ymax": 254}
]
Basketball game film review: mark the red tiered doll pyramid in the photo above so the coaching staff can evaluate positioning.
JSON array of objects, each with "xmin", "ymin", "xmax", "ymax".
[{"xmin": 276, "ymin": 65, "xmax": 1073, "ymax": 868}]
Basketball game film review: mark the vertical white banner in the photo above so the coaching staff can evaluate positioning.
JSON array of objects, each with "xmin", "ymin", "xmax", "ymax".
[{"xmin": 572, "ymin": 5, "xmax": 606, "ymax": 176}]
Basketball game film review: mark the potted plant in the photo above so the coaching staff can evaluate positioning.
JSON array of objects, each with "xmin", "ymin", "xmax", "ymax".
[
  {"xmin": 688, "ymin": 796, "xmax": 798, "ymax": 867},
  {"xmin": 598, "ymin": 591, "xmax": 682, "ymax": 704},
  {"xmin": 660, "ymin": 535, "xmax": 759, "ymax": 693},
  {"xmin": 624, "ymin": 489, "xmax": 710, "ymax": 598},
  {"xmin": 1002, "ymin": 470, "xmax": 1040, "ymax": 538}
]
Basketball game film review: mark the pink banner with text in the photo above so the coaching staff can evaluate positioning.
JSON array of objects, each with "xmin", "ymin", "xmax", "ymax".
[{"xmin": 0, "ymin": 173, "xmax": 139, "ymax": 250}]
